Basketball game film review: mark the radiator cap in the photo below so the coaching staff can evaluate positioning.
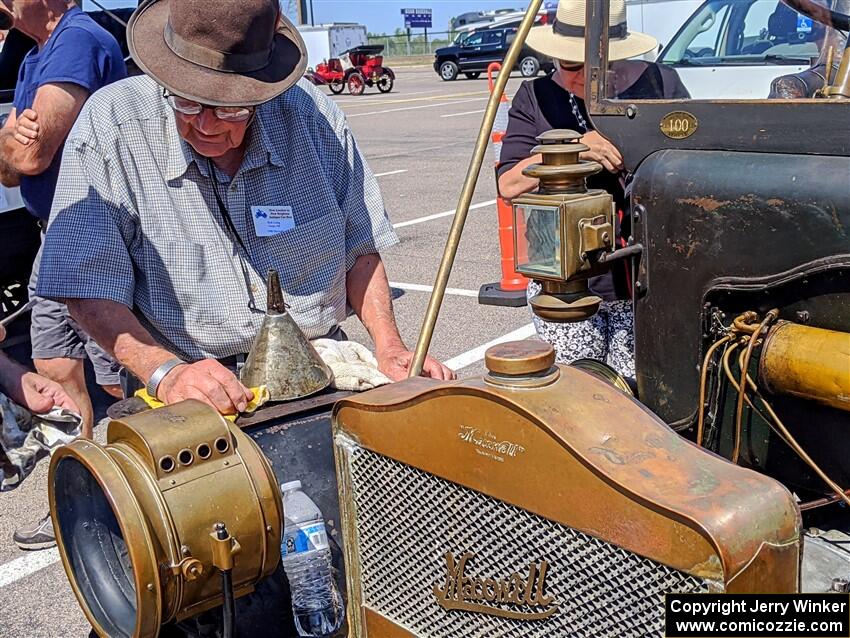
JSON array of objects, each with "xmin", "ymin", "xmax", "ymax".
[{"xmin": 484, "ymin": 341, "xmax": 556, "ymax": 381}]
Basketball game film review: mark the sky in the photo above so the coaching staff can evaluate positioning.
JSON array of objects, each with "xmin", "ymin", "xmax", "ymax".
[{"xmin": 83, "ymin": 1, "xmax": 534, "ymax": 37}]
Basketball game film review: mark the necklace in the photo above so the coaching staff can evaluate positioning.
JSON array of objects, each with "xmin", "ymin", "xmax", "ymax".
[{"xmin": 568, "ymin": 93, "xmax": 589, "ymax": 133}]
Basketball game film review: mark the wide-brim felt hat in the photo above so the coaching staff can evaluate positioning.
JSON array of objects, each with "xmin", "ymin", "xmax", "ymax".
[
  {"xmin": 527, "ymin": 0, "xmax": 657, "ymax": 63},
  {"xmin": 128, "ymin": 0, "xmax": 308, "ymax": 107}
]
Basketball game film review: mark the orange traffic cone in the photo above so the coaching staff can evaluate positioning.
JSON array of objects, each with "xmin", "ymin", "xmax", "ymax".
[{"xmin": 479, "ymin": 63, "xmax": 529, "ymax": 308}]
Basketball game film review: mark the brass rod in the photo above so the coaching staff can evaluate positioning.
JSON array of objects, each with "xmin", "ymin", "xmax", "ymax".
[
  {"xmin": 408, "ymin": 0, "xmax": 544, "ymax": 377},
  {"xmin": 827, "ymin": 42, "xmax": 850, "ymax": 99},
  {"xmin": 824, "ymin": 46, "xmax": 835, "ymax": 86}
]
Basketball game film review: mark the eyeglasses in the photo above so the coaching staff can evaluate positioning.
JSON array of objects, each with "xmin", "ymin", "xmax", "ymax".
[
  {"xmin": 163, "ymin": 89, "xmax": 255, "ymax": 123},
  {"xmin": 558, "ymin": 61, "xmax": 584, "ymax": 72}
]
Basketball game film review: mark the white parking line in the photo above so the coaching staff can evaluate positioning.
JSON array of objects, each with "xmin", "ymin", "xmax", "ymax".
[
  {"xmin": 393, "ymin": 199, "xmax": 496, "ymax": 229},
  {"xmin": 332, "ymin": 89, "xmax": 442, "ymax": 105},
  {"xmin": 347, "ymin": 96, "xmax": 487, "ymax": 118},
  {"xmin": 445, "ymin": 324, "xmax": 536, "ymax": 371},
  {"xmin": 0, "ymin": 548, "xmax": 59, "ymax": 588},
  {"xmin": 374, "ymin": 169, "xmax": 408, "ymax": 178},
  {"xmin": 389, "ymin": 282, "xmax": 478, "ymax": 297},
  {"xmin": 369, "ymin": 140, "xmax": 466, "ymax": 161},
  {"xmin": 441, "ymin": 109, "xmax": 486, "ymax": 119}
]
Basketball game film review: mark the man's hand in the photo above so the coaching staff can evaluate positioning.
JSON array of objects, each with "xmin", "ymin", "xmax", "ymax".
[
  {"xmin": 0, "ymin": 347, "xmax": 80, "ymax": 414},
  {"xmin": 579, "ymin": 130, "xmax": 624, "ymax": 173},
  {"xmin": 13, "ymin": 109, "xmax": 39, "ymax": 147},
  {"xmin": 376, "ymin": 343, "xmax": 455, "ymax": 382},
  {"xmin": 157, "ymin": 359, "xmax": 254, "ymax": 415},
  {"xmin": 16, "ymin": 371, "xmax": 80, "ymax": 414}
]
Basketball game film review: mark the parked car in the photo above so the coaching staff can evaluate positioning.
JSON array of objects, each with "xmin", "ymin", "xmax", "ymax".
[
  {"xmin": 305, "ymin": 44, "xmax": 395, "ymax": 96},
  {"xmin": 433, "ymin": 26, "xmax": 554, "ymax": 81},
  {"xmin": 657, "ymin": 0, "xmax": 825, "ymax": 98}
]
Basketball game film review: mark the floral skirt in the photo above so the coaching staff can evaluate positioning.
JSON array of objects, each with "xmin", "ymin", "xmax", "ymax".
[{"xmin": 527, "ymin": 281, "xmax": 635, "ymax": 379}]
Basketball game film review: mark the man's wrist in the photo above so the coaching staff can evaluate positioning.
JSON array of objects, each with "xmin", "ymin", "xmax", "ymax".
[
  {"xmin": 374, "ymin": 335, "xmax": 405, "ymax": 354},
  {"xmin": 146, "ymin": 357, "xmax": 186, "ymax": 399}
]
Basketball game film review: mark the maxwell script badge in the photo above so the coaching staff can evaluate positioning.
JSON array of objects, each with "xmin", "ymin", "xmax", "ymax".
[
  {"xmin": 251, "ymin": 205, "xmax": 295, "ymax": 237},
  {"xmin": 660, "ymin": 111, "xmax": 698, "ymax": 139},
  {"xmin": 433, "ymin": 551, "xmax": 557, "ymax": 620},
  {"xmin": 458, "ymin": 426, "xmax": 525, "ymax": 463}
]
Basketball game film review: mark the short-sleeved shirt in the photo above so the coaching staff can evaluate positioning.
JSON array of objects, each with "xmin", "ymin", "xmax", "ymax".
[
  {"xmin": 36, "ymin": 76, "xmax": 398, "ymax": 361},
  {"xmin": 12, "ymin": 6, "xmax": 127, "ymax": 220}
]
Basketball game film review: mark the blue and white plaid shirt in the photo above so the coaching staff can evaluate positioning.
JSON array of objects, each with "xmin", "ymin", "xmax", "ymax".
[{"xmin": 37, "ymin": 75, "xmax": 398, "ymax": 361}]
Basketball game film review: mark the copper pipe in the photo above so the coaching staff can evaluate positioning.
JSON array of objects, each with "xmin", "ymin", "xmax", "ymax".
[
  {"xmin": 696, "ymin": 335, "xmax": 733, "ymax": 447},
  {"xmin": 409, "ymin": 0, "xmax": 544, "ymax": 377},
  {"xmin": 747, "ymin": 380, "xmax": 850, "ymax": 508},
  {"xmin": 732, "ymin": 310, "xmax": 778, "ymax": 463},
  {"xmin": 732, "ymin": 311, "xmax": 759, "ymax": 335},
  {"xmin": 722, "ymin": 348, "xmax": 793, "ymax": 452},
  {"xmin": 722, "ymin": 337, "xmax": 850, "ymax": 508},
  {"xmin": 801, "ymin": 488, "xmax": 850, "ymax": 511}
]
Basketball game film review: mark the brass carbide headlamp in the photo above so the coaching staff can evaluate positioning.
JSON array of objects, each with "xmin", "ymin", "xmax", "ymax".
[
  {"xmin": 512, "ymin": 129, "xmax": 615, "ymax": 322},
  {"xmin": 49, "ymin": 400, "xmax": 282, "ymax": 638}
]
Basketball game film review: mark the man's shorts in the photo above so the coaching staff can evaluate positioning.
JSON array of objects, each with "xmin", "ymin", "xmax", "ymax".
[{"xmin": 28, "ymin": 239, "xmax": 121, "ymax": 387}]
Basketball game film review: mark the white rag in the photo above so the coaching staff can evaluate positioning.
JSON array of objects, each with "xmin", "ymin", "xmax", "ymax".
[{"xmin": 311, "ymin": 339, "xmax": 392, "ymax": 392}]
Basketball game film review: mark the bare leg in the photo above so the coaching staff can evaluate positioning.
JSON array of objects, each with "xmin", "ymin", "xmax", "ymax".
[{"xmin": 34, "ymin": 357, "xmax": 94, "ymax": 438}]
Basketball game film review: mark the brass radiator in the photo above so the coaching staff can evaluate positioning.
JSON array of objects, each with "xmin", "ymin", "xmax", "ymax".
[{"xmin": 333, "ymin": 355, "xmax": 801, "ymax": 638}]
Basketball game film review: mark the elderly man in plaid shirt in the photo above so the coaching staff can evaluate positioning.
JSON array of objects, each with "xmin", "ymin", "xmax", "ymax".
[{"xmin": 35, "ymin": 0, "xmax": 453, "ymax": 416}]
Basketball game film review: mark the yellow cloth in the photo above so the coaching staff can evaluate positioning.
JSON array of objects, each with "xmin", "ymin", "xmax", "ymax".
[{"xmin": 133, "ymin": 386, "xmax": 270, "ymax": 421}]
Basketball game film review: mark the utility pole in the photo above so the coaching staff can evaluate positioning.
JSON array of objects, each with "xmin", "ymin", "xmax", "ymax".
[{"xmin": 292, "ymin": 0, "xmax": 311, "ymax": 25}]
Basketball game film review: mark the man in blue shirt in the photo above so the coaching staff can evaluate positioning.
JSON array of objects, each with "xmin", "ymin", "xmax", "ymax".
[{"xmin": 0, "ymin": 0, "xmax": 126, "ymax": 550}]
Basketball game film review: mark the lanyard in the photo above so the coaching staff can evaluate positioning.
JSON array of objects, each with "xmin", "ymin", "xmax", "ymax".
[
  {"xmin": 207, "ymin": 159, "xmax": 248, "ymax": 254},
  {"xmin": 206, "ymin": 160, "xmax": 262, "ymax": 312}
]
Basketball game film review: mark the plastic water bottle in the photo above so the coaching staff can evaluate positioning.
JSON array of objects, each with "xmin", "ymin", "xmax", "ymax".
[{"xmin": 280, "ymin": 480, "xmax": 344, "ymax": 636}]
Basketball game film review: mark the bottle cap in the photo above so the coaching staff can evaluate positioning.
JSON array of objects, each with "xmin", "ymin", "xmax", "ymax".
[{"xmin": 280, "ymin": 480, "xmax": 302, "ymax": 492}]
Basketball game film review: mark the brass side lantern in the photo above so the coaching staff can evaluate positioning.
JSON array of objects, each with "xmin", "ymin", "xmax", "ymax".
[
  {"xmin": 512, "ymin": 129, "xmax": 617, "ymax": 322},
  {"xmin": 49, "ymin": 400, "xmax": 282, "ymax": 638}
]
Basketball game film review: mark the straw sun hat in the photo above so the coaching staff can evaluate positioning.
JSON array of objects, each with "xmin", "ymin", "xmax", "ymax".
[{"xmin": 527, "ymin": 0, "xmax": 658, "ymax": 63}]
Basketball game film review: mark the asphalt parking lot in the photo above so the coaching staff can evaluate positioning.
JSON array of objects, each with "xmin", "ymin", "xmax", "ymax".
[{"xmin": 0, "ymin": 66, "xmax": 535, "ymax": 636}]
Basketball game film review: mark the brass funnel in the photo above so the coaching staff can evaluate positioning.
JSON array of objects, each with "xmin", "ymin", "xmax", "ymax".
[{"xmin": 240, "ymin": 270, "xmax": 332, "ymax": 401}]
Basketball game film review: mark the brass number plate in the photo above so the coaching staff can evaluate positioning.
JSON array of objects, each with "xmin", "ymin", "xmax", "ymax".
[{"xmin": 660, "ymin": 111, "xmax": 698, "ymax": 139}]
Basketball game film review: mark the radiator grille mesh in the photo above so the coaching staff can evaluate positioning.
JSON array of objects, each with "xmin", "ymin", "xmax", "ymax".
[{"xmin": 343, "ymin": 444, "xmax": 710, "ymax": 638}]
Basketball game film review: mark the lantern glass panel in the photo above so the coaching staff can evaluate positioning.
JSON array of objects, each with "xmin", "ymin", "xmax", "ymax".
[{"xmin": 514, "ymin": 204, "xmax": 563, "ymax": 279}]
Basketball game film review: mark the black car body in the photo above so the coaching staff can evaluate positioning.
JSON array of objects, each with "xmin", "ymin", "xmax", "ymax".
[{"xmin": 433, "ymin": 26, "xmax": 554, "ymax": 80}]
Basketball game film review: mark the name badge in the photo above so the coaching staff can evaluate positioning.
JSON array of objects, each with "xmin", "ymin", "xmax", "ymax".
[{"xmin": 251, "ymin": 206, "xmax": 295, "ymax": 237}]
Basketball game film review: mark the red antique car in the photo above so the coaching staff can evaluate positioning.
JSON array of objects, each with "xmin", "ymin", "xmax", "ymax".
[{"xmin": 306, "ymin": 44, "xmax": 395, "ymax": 96}]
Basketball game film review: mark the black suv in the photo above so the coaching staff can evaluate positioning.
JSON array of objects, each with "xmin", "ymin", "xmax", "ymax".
[{"xmin": 433, "ymin": 27, "xmax": 554, "ymax": 81}]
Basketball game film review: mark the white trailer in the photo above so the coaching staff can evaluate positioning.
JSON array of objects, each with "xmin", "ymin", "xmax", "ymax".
[{"xmin": 297, "ymin": 24, "xmax": 368, "ymax": 70}]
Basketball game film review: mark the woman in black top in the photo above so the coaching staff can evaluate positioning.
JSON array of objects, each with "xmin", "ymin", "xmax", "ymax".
[{"xmin": 496, "ymin": 0, "xmax": 688, "ymax": 379}]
